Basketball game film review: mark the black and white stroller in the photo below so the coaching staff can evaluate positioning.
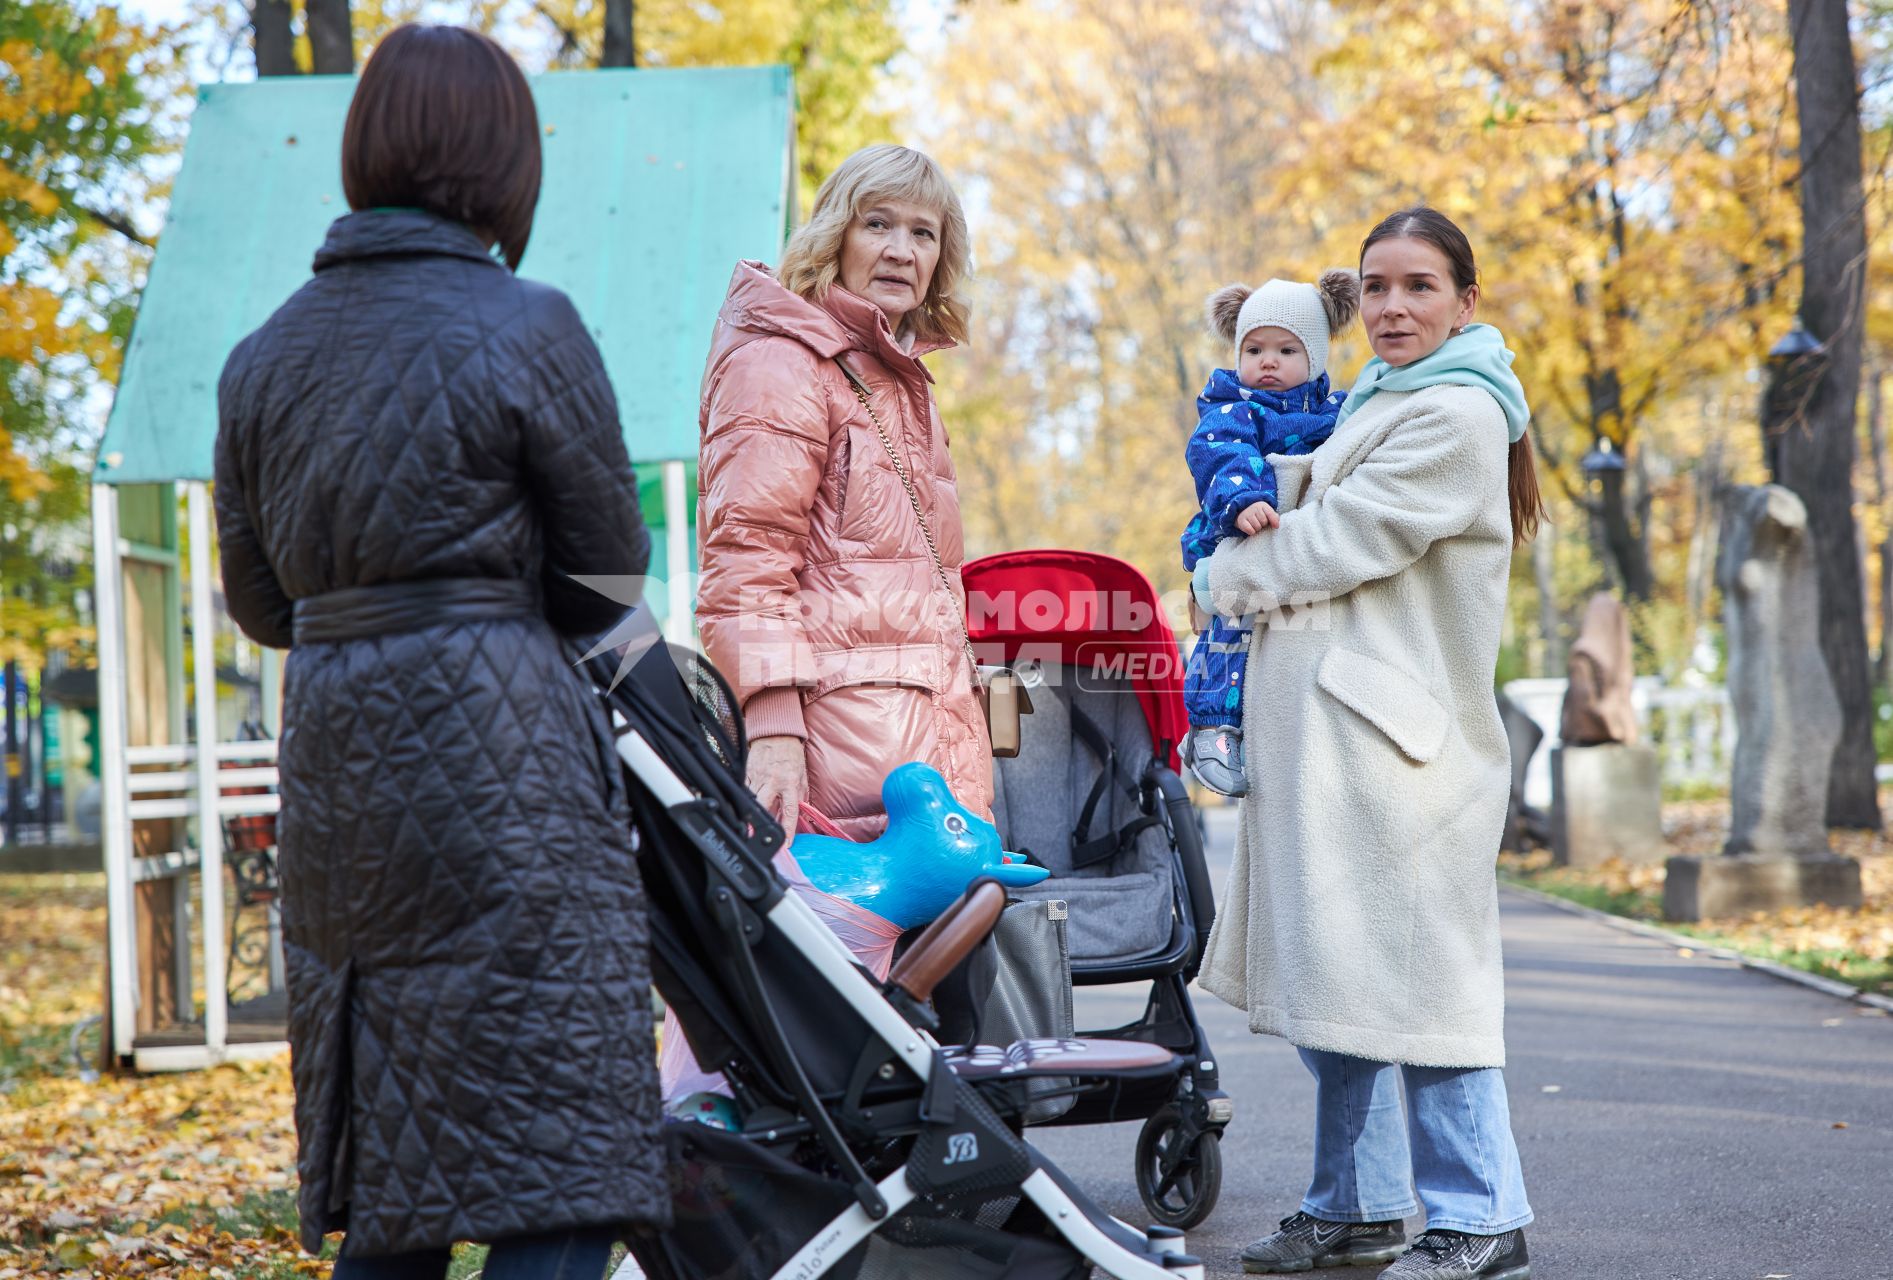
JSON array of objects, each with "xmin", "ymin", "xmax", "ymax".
[{"xmin": 594, "ymin": 620, "xmax": 1211, "ymax": 1280}]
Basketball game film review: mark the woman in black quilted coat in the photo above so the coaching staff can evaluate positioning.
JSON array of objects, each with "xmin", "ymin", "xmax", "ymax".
[{"xmin": 213, "ymin": 26, "xmax": 667, "ymax": 1276}]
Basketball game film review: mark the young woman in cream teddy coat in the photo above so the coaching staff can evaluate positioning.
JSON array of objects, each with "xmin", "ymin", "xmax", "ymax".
[{"xmin": 1193, "ymin": 208, "xmax": 1544, "ymax": 1280}]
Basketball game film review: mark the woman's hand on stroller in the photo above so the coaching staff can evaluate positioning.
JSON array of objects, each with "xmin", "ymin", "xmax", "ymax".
[{"xmin": 747, "ymin": 735, "xmax": 808, "ymax": 843}]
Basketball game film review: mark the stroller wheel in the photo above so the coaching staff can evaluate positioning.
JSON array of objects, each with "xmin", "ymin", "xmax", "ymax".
[{"xmin": 1135, "ymin": 1104, "xmax": 1223, "ymax": 1229}]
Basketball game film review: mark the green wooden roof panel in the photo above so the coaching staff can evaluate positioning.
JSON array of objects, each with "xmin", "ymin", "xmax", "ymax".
[{"xmin": 96, "ymin": 66, "xmax": 792, "ymax": 485}]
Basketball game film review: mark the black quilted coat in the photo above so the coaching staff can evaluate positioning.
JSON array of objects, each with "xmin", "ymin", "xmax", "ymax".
[{"xmin": 213, "ymin": 211, "xmax": 669, "ymax": 1255}]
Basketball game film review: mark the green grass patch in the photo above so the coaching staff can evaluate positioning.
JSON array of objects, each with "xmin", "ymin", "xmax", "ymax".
[
  {"xmin": 1661, "ymin": 928, "xmax": 1893, "ymax": 997},
  {"xmin": 1497, "ymin": 869, "xmax": 1662, "ymax": 921},
  {"xmin": 1660, "ymin": 778, "xmax": 1731, "ymax": 804},
  {"xmin": 137, "ymin": 1187, "xmax": 304, "ymax": 1236},
  {"xmin": 1874, "ymin": 695, "xmax": 1893, "ymax": 763},
  {"xmin": 1501, "ymin": 863, "xmax": 1892, "ymax": 997},
  {"xmin": 451, "ymin": 1243, "xmax": 491, "ymax": 1279},
  {"xmin": 0, "ymin": 1011, "xmax": 88, "ymax": 1087}
]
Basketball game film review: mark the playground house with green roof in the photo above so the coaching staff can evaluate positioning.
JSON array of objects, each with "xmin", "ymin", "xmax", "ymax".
[{"xmin": 90, "ymin": 67, "xmax": 793, "ymax": 1072}]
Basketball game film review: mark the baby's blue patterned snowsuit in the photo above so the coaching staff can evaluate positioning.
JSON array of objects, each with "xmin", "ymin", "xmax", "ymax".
[{"xmin": 1181, "ymin": 370, "xmax": 1344, "ymax": 726}]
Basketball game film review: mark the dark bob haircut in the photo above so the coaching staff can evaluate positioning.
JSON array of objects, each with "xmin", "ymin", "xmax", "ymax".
[{"xmin": 342, "ymin": 25, "xmax": 541, "ymax": 270}]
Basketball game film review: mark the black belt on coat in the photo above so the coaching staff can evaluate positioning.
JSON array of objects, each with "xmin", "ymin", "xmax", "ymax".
[{"xmin": 291, "ymin": 577, "xmax": 541, "ymax": 645}]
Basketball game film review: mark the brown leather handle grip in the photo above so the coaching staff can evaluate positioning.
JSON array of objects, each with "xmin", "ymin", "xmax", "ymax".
[{"xmin": 888, "ymin": 879, "xmax": 1007, "ymax": 1006}]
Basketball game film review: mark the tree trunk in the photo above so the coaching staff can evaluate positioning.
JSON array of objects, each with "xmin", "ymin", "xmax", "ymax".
[
  {"xmin": 1583, "ymin": 363, "xmax": 1657, "ymax": 600},
  {"xmin": 251, "ymin": 0, "xmax": 297, "ymax": 76},
  {"xmin": 1881, "ymin": 525, "xmax": 1893, "ymax": 692},
  {"xmin": 306, "ymin": 0, "xmax": 354, "ymax": 73},
  {"xmin": 602, "ymin": 0, "xmax": 636, "ymax": 67},
  {"xmin": 1593, "ymin": 464, "xmax": 1656, "ymax": 601},
  {"xmin": 4, "ymin": 660, "xmax": 18, "ymax": 846},
  {"xmin": 1866, "ymin": 368, "xmax": 1892, "ymax": 690},
  {"xmin": 1780, "ymin": 0, "xmax": 1881, "ymax": 829}
]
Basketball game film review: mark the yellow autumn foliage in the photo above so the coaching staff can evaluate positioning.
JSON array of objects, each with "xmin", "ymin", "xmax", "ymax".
[
  {"xmin": 925, "ymin": 0, "xmax": 1822, "ymax": 677},
  {"xmin": 391, "ymin": 0, "xmax": 899, "ymax": 205},
  {"xmin": 1, "ymin": 0, "xmax": 175, "ymax": 664}
]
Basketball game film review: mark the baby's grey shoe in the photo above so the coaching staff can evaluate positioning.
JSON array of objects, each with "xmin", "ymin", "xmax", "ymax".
[{"xmin": 1184, "ymin": 726, "xmax": 1248, "ymax": 796}]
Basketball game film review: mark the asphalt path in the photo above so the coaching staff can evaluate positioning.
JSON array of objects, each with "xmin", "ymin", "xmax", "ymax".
[{"xmin": 1030, "ymin": 809, "xmax": 1893, "ymax": 1280}]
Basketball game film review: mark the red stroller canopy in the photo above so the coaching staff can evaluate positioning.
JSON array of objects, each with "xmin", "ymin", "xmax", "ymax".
[{"xmin": 962, "ymin": 549, "xmax": 1187, "ymax": 773}]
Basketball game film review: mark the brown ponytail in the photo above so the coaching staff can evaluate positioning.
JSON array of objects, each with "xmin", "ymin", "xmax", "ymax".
[{"xmin": 1509, "ymin": 432, "xmax": 1544, "ymax": 545}]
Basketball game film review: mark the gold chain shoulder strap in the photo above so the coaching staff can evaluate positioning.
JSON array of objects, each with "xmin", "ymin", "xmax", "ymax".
[{"xmin": 835, "ymin": 358, "xmax": 981, "ymax": 678}]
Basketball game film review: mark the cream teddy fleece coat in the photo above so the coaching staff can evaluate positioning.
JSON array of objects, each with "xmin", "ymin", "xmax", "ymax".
[{"xmin": 1197, "ymin": 383, "xmax": 1514, "ymax": 1068}]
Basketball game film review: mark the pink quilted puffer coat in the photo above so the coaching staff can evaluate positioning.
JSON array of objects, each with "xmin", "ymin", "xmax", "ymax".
[{"xmin": 696, "ymin": 260, "xmax": 993, "ymax": 839}]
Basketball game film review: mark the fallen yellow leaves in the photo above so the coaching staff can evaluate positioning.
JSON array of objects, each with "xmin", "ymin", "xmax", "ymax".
[
  {"xmin": 1, "ymin": 875, "xmax": 320, "ymax": 1278},
  {"xmin": 1500, "ymin": 846, "xmax": 1667, "ymax": 903},
  {"xmin": 1, "ymin": 875, "xmax": 108, "ymax": 1080},
  {"xmin": 1661, "ymin": 799, "xmax": 1893, "ymax": 987},
  {"xmin": 2, "ymin": 1058, "xmax": 301, "ymax": 1236},
  {"xmin": 0, "ymin": 1215, "xmax": 311, "ymax": 1280}
]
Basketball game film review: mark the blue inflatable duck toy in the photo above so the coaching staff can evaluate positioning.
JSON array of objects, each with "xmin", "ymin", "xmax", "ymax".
[
  {"xmin": 790, "ymin": 762, "xmax": 1049, "ymax": 929},
  {"xmin": 670, "ymin": 763, "xmax": 1049, "ymax": 1133}
]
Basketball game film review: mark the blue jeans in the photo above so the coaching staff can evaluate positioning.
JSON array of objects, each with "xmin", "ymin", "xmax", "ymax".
[
  {"xmin": 330, "ymin": 1226, "xmax": 618, "ymax": 1280},
  {"xmin": 1297, "ymin": 1047, "xmax": 1533, "ymax": 1236}
]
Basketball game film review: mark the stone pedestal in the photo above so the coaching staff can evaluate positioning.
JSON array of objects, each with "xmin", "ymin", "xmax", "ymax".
[
  {"xmin": 1666, "ymin": 484, "xmax": 1862, "ymax": 923},
  {"xmin": 1663, "ymin": 853, "xmax": 1863, "ymax": 922},
  {"xmin": 1550, "ymin": 743, "xmax": 1664, "ymax": 868}
]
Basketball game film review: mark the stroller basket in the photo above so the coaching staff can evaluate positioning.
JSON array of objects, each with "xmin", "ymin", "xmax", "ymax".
[{"xmin": 637, "ymin": 1122, "xmax": 1098, "ymax": 1280}]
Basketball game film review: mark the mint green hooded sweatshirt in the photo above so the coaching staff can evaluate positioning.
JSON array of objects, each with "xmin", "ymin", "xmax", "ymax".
[{"xmin": 1334, "ymin": 322, "xmax": 1531, "ymax": 442}]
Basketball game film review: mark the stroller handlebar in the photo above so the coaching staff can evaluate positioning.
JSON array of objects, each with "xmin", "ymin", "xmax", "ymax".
[{"xmin": 887, "ymin": 878, "xmax": 1007, "ymax": 1005}]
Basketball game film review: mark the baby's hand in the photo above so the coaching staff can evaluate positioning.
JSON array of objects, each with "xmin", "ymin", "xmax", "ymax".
[{"xmin": 1236, "ymin": 501, "xmax": 1280, "ymax": 535}]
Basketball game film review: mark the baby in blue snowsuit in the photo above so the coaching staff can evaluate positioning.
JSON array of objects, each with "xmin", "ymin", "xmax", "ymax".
[{"xmin": 1180, "ymin": 270, "xmax": 1359, "ymax": 795}]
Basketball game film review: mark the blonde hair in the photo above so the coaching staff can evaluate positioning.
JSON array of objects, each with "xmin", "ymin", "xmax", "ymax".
[{"xmin": 778, "ymin": 144, "xmax": 971, "ymax": 347}]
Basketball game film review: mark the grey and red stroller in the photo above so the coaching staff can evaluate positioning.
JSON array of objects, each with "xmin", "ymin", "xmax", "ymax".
[
  {"xmin": 964, "ymin": 550, "xmax": 1231, "ymax": 1229},
  {"xmin": 593, "ymin": 618, "xmax": 1211, "ymax": 1280}
]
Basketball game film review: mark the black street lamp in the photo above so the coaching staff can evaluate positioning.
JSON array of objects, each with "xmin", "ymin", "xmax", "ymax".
[
  {"xmin": 1762, "ymin": 319, "xmax": 1827, "ymax": 479},
  {"xmin": 1580, "ymin": 437, "xmax": 1627, "ymax": 479}
]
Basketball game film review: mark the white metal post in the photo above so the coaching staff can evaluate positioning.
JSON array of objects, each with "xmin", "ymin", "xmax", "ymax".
[
  {"xmin": 662, "ymin": 459, "xmax": 691, "ymax": 645},
  {"xmin": 260, "ymin": 647, "xmax": 282, "ymax": 736},
  {"xmin": 187, "ymin": 483, "xmax": 228, "ymax": 1056},
  {"xmin": 92, "ymin": 483, "xmax": 139, "ymax": 1062},
  {"xmin": 261, "ymin": 647, "xmax": 287, "ymax": 994}
]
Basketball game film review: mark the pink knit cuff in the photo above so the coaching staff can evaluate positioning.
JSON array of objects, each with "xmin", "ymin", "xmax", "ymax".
[{"xmin": 742, "ymin": 686, "xmax": 808, "ymax": 740}]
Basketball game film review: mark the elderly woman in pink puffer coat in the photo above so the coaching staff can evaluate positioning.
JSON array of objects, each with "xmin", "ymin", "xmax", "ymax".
[{"xmin": 695, "ymin": 144, "xmax": 991, "ymax": 842}]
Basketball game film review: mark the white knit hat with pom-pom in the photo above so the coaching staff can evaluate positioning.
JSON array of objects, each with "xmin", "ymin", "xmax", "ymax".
[{"xmin": 1206, "ymin": 269, "xmax": 1361, "ymax": 382}]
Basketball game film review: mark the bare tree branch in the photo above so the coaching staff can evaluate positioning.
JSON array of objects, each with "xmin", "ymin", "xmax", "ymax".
[
  {"xmin": 532, "ymin": 0, "xmax": 583, "ymax": 62},
  {"xmin": 75, "ymin": 203, "xmax": 153, "ymax": 249}
]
